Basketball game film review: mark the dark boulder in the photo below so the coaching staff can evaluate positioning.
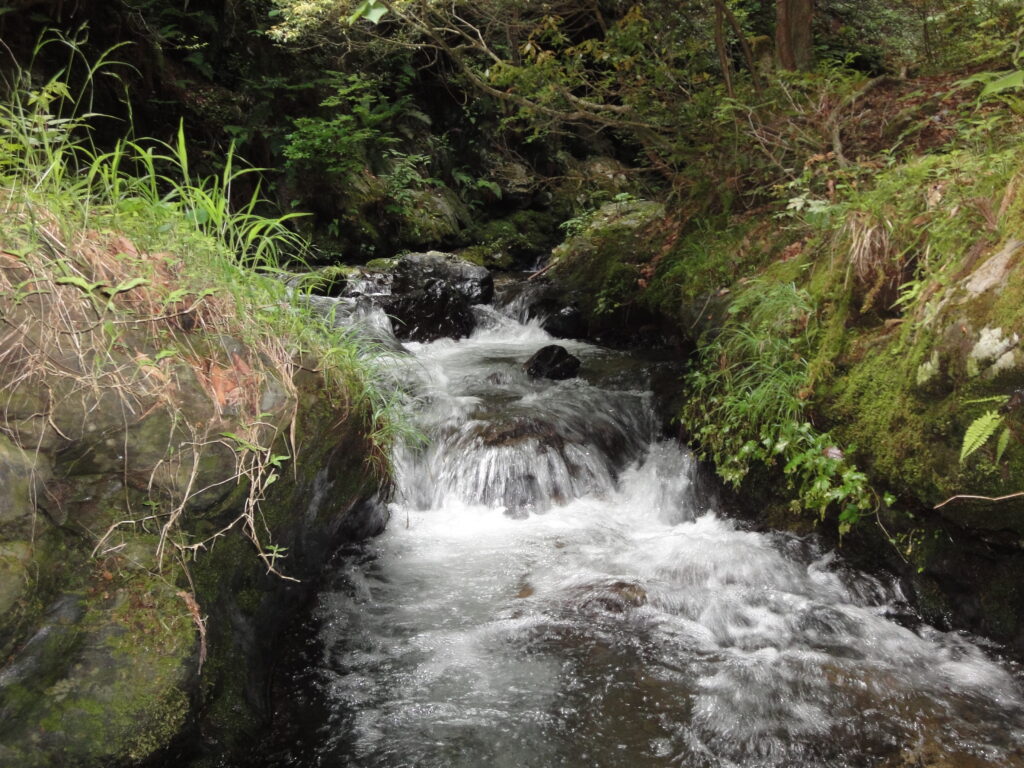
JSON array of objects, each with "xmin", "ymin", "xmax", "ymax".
[
  {"xmin": 392, "ymin": 251, "xmax": 494, "ymax": 305},
  {"xmin": 524, "ymin": 345, "xmax": 581, "ymax": 380},
  {"xmin": 363, "ymin": 251, "xmax": 494, "ymax": 343},
  {"xmin": 539, "ymin": 304, "xmax": 585, "ymax": 339},
  {"xmin": 379, "ymin": 283, "xmax": 476, "ymax": 343}
]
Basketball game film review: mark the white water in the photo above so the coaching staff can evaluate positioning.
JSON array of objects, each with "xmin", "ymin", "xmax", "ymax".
[{"xmin": 264, "ymin": 298, "xmax": 1024, "ymax": 768}]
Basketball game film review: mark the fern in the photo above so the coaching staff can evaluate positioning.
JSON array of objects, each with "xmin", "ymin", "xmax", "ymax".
[
  {"xmin": 960, "ymin": 410, "xmax": 1004, "ymax": 463},
  {"xmin": 996, "ymin": 427, "xmax": 1012, "ymax": 463}
]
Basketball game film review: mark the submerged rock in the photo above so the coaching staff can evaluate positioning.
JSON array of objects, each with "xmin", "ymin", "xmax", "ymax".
[{"xmin": 524, "ymin": 345, "xmax": 581, "ymax": 380}]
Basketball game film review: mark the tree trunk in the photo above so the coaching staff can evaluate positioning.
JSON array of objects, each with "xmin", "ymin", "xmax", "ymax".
[
  {"xmin": 714, "ymin": 1, "xmax": 734, "ymax": 98},
  {"xmin": 775, "ymin": 0, "xmax": 814, "ymax": 70}
]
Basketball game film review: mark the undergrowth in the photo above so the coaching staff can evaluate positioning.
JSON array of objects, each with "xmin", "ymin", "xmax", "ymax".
[
  {"xmin": 678, "ymin": 57, "xmax": 1024, "ymax": 536},
  {"xmin": 682, "ymin": 280, "xmax": 882, "ymax": 535}
]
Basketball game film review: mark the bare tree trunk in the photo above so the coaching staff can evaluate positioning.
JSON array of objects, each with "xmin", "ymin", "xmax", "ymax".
[
  {"xmin": 714, "ymin": 2, "xmax": 734, "ymax": 98},
  {"xmin": 713, "ymin": 0, "xmax": 764, "ymax": 94},
  {"xmin": 775, "ymin": 0, "xmax": 814, "ymax": 70}
]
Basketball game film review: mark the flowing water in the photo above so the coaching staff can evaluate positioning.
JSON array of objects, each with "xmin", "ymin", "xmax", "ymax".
[{"xmin": 258, "ymin": 289, "xmax": 1024, "ymax": 768}]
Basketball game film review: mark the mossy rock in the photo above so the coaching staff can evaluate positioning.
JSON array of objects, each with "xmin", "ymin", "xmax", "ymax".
[
  {"xmin": 0, "ymin": 548, "xmax": 197, "ymax": 767},
  {"xmin": 181, "ymin": 367, "xmax": 380, "ymax": 758},
  {"xmin": 547, "ymin": 199, "xmax": 669, "ymax": 341},
  {"xmin": 464, "ymin": 209, "xmax": 560, "ymax": 270},
  {"xmin": 398, "ymin": 186, "xmax": 472, "ymax": 247},
  {"xmin": 364, "ymin": 257, "xmax": 398, "ymax": 271},
  {"xmin": 0, "ymin": 433, "xmax": 49, "ymax": 537}
]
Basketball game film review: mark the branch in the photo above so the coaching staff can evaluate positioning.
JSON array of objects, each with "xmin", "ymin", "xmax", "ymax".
[
  {"xmin": 382, "ymin": 0, "xmax": 662, "ymax": 137},
  {"xmin": 933, "ymin": 491, "xmax": 1024, "ymax": 510}
]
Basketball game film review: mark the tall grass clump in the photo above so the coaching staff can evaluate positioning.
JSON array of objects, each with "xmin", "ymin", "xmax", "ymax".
[{"xmin": 0, "ymin": 32, "xmax": 404, "ymax": 571}]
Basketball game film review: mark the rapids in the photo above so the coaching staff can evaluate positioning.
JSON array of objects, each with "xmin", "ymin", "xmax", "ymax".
[{"xmin": 255, "ymin": 289, "xmax": 1024, "ymax": 768}]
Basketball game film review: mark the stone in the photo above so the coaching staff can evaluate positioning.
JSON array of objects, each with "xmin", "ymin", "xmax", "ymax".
[
  {"xmin": 962, "ymin": 239, "xmax": 1023, "ymax": 296},
  {"xmin": 391, "ymin": 251, "xmax": 494, "ymax": 305},
  {"xmin": 540, "ymin": 305, "xmax": 586, "ymax": 339},
  {"xmin": 379, "ymin": 286, "xmax": 476, "ymax": 343},
  {"xmin": 366, "ymin": 251, "xmax": 496, "ymax": 342},
  {"xmin": 0, "ymin": 434, "xmax": 48, "ymax": 536},
  {"xmin": 524, "ymin": 345, "xmax": 581, "ymax": 380}
]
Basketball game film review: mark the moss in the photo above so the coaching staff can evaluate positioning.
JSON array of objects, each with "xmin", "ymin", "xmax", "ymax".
[
  {"xmin": 364, "ymin": 257, "xmax": 398, "ymax": 271},
  {"xmin": 549, "ymin": 200, "xmax": 665, "ymax": 324},
  {"xmin": 464, "ymin": 209, "xmax": 559, "ymax": 269},
  {"xmin": 0, "ymin": 551, "xmax": 196, "ymax": 767},
  {"xmin": 459, "ymin": 243, "xmax": 515, "ymax": 270}
]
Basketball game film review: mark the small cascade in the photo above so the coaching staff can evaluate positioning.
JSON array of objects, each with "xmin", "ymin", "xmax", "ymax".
[{"xmin": 254, "ymin": 276, "xmax": 1024, "ymax": 768}]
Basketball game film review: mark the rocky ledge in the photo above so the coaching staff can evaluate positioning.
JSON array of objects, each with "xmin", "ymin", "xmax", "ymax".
[{"xmin": 0, "ymin": 235, "xmax": 383, "ymax": 766}]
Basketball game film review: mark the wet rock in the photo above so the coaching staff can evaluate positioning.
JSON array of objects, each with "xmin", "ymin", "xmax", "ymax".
[
  {"xmin": 540, "ymin": 304, "xmax": 586, "ymax": 340},
  {"xmin": 476, "ymin": 416, "xmax": 564, "ymax": 448},
  {"xmin": 577, "ymin": 580, "xmax": 649, "ymax": 613},
  {"xmin": 392, "ymin": 251, "xmax": 493, "ymax": 305},
  {"xmin": 362, "ymin": 251, "xmax": 494, "ymax": 342},
  {"xmin": 378, "ymin": 284, "xmax": 476, "ymax": 342},
  {"xmin": 524, "ymin": 345, "xmax": 581, "ymax": 380}
]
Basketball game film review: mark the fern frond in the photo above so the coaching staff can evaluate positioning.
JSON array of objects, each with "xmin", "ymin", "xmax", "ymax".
[
  {"xmin": 995, "ymin": 427, "xmax": 1012, "ymax": 463},
  {"xmin": 960, "ymin": 410, "xmax": 1003, "ymax": 463}
]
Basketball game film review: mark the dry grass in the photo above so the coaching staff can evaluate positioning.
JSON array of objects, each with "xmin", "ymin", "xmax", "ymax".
[
  {"xmin": 843, "ymin": 209, "xmax": 902, "ymax": 313},
  {"xmin": 0, "ymin": 191, "xmax": 356, "ymax": 579}
]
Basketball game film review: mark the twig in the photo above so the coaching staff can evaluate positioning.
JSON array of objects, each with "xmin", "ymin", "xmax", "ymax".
[
  {"xmin": 528, "ymin": 262, "xmax": 554, "ymax": 281},
  {"xmin": 933, "ymin": 491, "xmax": 1024, "ymax": 510}
]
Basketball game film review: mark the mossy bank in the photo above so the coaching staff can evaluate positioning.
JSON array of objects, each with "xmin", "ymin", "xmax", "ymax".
[
  {"xmin": 544, "ymin": 75, "xmax": 1024, "ymax": 655},
  {"xmin": 0, "ymin": 133, "xmax": 391, "ymax": 765}
]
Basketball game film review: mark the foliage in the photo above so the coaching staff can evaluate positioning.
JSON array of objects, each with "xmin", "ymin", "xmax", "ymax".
[
  {"xmin": 682, "ymin": 279, "xmax": 877, "ymax": 533},
  {"xmin": 282, "ymin": 72, "xmax": 405, "ymax": 181},
  {"xmin": 0, "ymin": 33, "xmax": 403, "ymax": 571},
  {"xmin": 961, "ymin": 410, "xmax": 1007, "ymax": 463}
]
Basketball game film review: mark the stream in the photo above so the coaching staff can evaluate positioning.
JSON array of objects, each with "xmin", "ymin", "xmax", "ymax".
[{"xmin": 253, "ymin": 283, "xmax": 1024, "ymax": 768}]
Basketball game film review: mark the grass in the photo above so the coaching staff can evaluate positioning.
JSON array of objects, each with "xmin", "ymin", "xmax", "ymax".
[
  {"xmin": 676, "ymin": 65, "xmax": 1024, "ymax": 534},
  {"xmin": 0, "ymin": 32, "xmax": 403, "ymax": 574}
]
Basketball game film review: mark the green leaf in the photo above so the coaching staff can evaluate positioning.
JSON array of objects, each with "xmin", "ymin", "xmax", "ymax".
[
  {"xmin": 960, "ymin": 410, "xmax": 1003, "ymax": 463},
  {"xmin": 220, "ymin": 432, "xmax": 267, "ymax": 453},
  {"xmin": 348, "ymin": 0, "xmax": 388, "ymax": 24},
  {"xmin": 995, "ymin": 427, "xmax": 1012, "ymax": 463},
  {"xmin": 55, "ymin": 275, "xmax": 104, "ymax": 293},
  {"xmin": 102, "ymin": 277, "xmax": 150, "ymax": 296},
  {"xmin": 981, "ymin": 69, "xmax": 1024, "ymax": 98}
]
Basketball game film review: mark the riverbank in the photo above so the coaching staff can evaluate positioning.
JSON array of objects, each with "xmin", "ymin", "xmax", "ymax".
[{"xmin": 0, "ymin": 71, "xmax": 393, "ymax": 762}]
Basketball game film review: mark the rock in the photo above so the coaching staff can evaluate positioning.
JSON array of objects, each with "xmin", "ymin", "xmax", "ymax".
[
  {"xmin": 379, "ymin": 284, "xmax": 476, "ymax": 342},
  {"xmin": 524, "ymin": 345, "xmax": 581, "ymax": 380},
  {"xmin": 0, "ymin": 434, "xmax": 48, "ymax": 536},
  {"xmin": 0, "ymin": 566, "xmax": 196, "ymax": 768},
  {"xmin": 463, "ymin": 210, "xmax": 560, "ymax": 270},
  {"xmin": 399, "ymin": 187, "xmax": 472, "ymax": 247},
  {"xmin": 392, "ymin": 251, "xmax": 494, "ymax": 305},
  {"xmin": 366, "ymin": 251, "xmax": 495, "ymax": 342},
  {"xmin": 545, "ymin": 199, "xmax": 672, "ymax": 346},
  {"xmin": 962, "ymin": 239, "xmax": 1023, "ymax": 296},
  {"xmin": 540, "ymin": 305, "xmax": 586, "ymax": 339}
]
